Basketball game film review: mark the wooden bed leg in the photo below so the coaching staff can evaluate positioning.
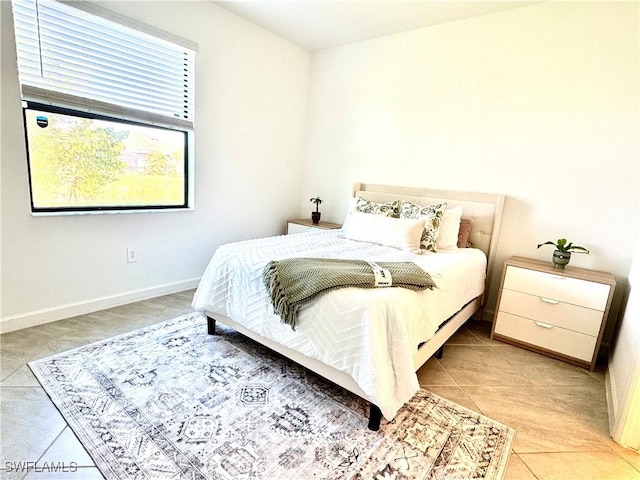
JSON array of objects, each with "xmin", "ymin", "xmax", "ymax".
[
  {"xmin": 207, "ymin": 317, "xmax": 216, "ymax": 335},
  {"xmin": 368, "ymin": 404, "xmax": 382, "ymax": 431},
  {"xmin": 435, "ymin": 346, "xmax": 444, "ymax": 360}
]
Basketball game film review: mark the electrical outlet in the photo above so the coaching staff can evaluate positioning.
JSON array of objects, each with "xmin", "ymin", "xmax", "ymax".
[{"xmin": 127, "ymin": 247, "xmax": 138, "ymax": 263}]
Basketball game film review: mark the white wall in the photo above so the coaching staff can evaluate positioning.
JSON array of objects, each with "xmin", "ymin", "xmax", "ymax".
[
  {"xmin": 300, "ymin": 2, "xmax": 639, "ymax": 342},
  {"xmin": 608, "ymin": 238, "xmax": 640, "ymax": 450},
  {"xmin": 0, "ymin": 1, "xmax": 310, "ymax": 331}
]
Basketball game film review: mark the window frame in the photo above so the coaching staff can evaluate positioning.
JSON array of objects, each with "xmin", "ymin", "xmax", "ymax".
[{"xmin": 22, "ymin": 101, "xmax": 194, "ymax": 215}]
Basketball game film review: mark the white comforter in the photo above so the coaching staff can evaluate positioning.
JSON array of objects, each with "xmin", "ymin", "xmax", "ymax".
[{"xmin": 192, "ymin": 229, "xmax": 486, "ymax": 420}]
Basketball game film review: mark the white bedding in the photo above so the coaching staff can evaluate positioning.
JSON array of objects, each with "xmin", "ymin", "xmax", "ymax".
[{"xmin": 192, "ymin": 229, "xmax": 487, "ymax": 420}]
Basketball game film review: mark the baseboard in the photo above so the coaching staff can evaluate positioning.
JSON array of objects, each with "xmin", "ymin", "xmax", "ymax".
[
  {"xmin": 0, "ymin": 278, "xmax": 200, "ymax": 334},
  {"xmin": 605, "ymin": 352, "xmax": 619, "ymax": 437},
  {"xmin": 480, "ymin": 306, "xmax": 495, "ymax": 323}
]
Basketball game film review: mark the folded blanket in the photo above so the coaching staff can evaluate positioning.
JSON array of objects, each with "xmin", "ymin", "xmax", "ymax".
[{"xmin": 263, "ymin": 258, "xmax": 436, "ymax": 329}]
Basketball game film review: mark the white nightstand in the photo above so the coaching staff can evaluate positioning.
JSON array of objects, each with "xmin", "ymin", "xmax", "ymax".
[
  {"xmin": 491, "ymin": 256, "xmax": 616, "ymax": 371},
  {"xmin": 286, "ymin": 219, "xmax": 342, "ymax": 234}
]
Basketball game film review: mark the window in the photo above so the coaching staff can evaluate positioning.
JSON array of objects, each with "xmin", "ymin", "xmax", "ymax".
[
  {"xmin": 11, "ymin": 0, "xmax": 197, "ymax": 213},
  {"xmin": 24, "ymin": 104, "xmax": 189, "ymax": 210}
]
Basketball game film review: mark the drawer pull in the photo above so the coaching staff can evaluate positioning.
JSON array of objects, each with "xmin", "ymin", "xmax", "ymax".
[
  {"xmin": 539, "ymin": 297, "xmax": 559, "ymax": 305},
  {"xmin": 534, "ymin": 321, "xmax": 554, "ymax": 329}
]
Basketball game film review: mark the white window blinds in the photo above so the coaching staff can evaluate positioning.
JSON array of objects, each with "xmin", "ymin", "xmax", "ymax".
[{"xmin": 11, "ymin": 0, "xmax": 196, "ymax": 129}]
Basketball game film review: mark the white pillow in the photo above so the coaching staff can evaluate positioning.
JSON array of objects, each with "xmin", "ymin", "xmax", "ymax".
[
  {"xmin": 345, "ymin": 211, "xmax": 424, "ymax": 251},
  {"xmin": 341, "ymin": 197, "xmax": 358, "ymax": 231},
  {"xmin": 436, "ymin": 206, "xmax": 463, "ymax": 250}
]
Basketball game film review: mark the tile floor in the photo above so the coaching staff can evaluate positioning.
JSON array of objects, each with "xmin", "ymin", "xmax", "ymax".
[{"xmin": 1, "ymin": 290, "xmax": 639, "ymax": 480}]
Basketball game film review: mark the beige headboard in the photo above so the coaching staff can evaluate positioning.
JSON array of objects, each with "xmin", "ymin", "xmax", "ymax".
[{"xmin": 352, "ymin": 183, "xmax": 505, "ymax": 298}]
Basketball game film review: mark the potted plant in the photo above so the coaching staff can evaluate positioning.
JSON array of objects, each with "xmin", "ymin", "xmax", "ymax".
[
  {"xmin": 537, "ymin": 238, "xmax": 589, "ymax": 269},
  {"xmin": 309, "ymin": 196, "xmax": 323, "ymax": 224}
]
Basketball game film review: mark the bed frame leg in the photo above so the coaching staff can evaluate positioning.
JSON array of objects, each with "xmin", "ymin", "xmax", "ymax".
[
  {"xmin": 368, "ymin": 404, "xmax": 382, "ymax": 431},
  {"xmin": 435, "ymin": 346, "xmax": 444, "ymax": 360},
  {"xmin": 207, "ymin": 317, "xmax": 216, "ymax": 335}
]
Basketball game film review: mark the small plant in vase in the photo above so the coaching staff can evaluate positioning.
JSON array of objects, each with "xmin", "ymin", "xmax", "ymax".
[
  {"xmin": 309, "ymin": 196, "xmax": 323, "ymax": 224},
  {"xmin": 537, "ymin": 238, "xmax": 589, "ymax": 269}
]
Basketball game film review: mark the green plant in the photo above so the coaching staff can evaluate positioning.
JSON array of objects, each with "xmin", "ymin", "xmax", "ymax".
[
  {"xmin": 537, "ymin": 238, "xmax": 589, "ymax": 254},
  {"xmin": 309, "ymin": 196, "xmax": 323, "ymax": 212}
]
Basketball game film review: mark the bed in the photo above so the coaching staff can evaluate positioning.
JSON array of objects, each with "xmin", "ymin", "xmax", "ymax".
[{"xmin": 192, "ymin": 183, "xmax": 505, "ymax": 430}]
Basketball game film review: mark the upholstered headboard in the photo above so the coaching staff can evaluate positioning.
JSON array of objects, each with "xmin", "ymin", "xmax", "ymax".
[{"xmin": 352, "ymin": 183, "xmax": 505, "ymax": 298}]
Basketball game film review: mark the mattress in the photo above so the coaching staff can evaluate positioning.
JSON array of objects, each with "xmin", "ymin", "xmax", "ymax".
[{"xmin": 192, "ymin": 229, "xmax": 487, "ymax": 419}]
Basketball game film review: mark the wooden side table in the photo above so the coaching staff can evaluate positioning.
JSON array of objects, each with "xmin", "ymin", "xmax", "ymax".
[
  {"xmin": 491, "ymin": 256, "xmax": 616, "ymax": 371},
  {"xmin": 286, "ymin": 218, "xmax": 342, "ymax": 234}
]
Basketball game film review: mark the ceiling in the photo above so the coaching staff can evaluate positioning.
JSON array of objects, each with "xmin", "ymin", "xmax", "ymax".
[{"xmin": 215, "ymin": 1, "xmax": 540, "ymax": 51}]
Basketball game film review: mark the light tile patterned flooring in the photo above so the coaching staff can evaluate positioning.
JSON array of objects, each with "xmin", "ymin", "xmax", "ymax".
[{"xmin": 1, "ymin": 290, "xmax": 639, "ymax": 480}]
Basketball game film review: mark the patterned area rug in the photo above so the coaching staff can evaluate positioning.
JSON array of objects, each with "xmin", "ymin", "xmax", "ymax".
[{"xmin": 29, "ymin": 313, "xmax": 514, "ymax": 480}]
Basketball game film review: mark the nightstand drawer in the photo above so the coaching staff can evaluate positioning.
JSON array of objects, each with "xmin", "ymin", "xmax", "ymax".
[
  {"xmin": 504, "ymin": 266, "xmax": 610, "ymax": 311},
  {"xmin": 498, "ymin": 289, "xmax": 603, "ymax": 336},
  {"xmin": 494, "ymin": 312, "xmax": 597, "ymax": 362},
  {"xmin": 287, "ymin": 222, "xmax": 313, "ymax": 234}
]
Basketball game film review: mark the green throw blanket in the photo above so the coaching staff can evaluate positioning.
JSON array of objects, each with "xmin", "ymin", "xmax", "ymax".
[{"xmin": 263, "ymin": 258, "xmax": 437, "ymax": 329}]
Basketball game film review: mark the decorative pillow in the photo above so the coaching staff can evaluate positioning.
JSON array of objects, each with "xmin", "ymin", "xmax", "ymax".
[
  {"xmin": 399, "ymin": 200, "xmax": 447, "ymax": 252},
  {"xmin": 436, "ymin": 206, "xmax": 463, "ymax": 250},
  {"xmin": 355, "ymin": 197, "xmax": 400, "ymax": 218},
  {"xmin": 457, "ymin": 217, "xmax": 474, "ymax": 248},
  {"xmin": 344, "ymin": 211, "xmax": 424, "ymax": 251}
]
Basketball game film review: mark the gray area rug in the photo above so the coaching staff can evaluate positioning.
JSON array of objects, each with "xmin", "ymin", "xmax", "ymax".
[{"xmin": 29, "ymin": 313, "xmax": 515, "ymax": 479}]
